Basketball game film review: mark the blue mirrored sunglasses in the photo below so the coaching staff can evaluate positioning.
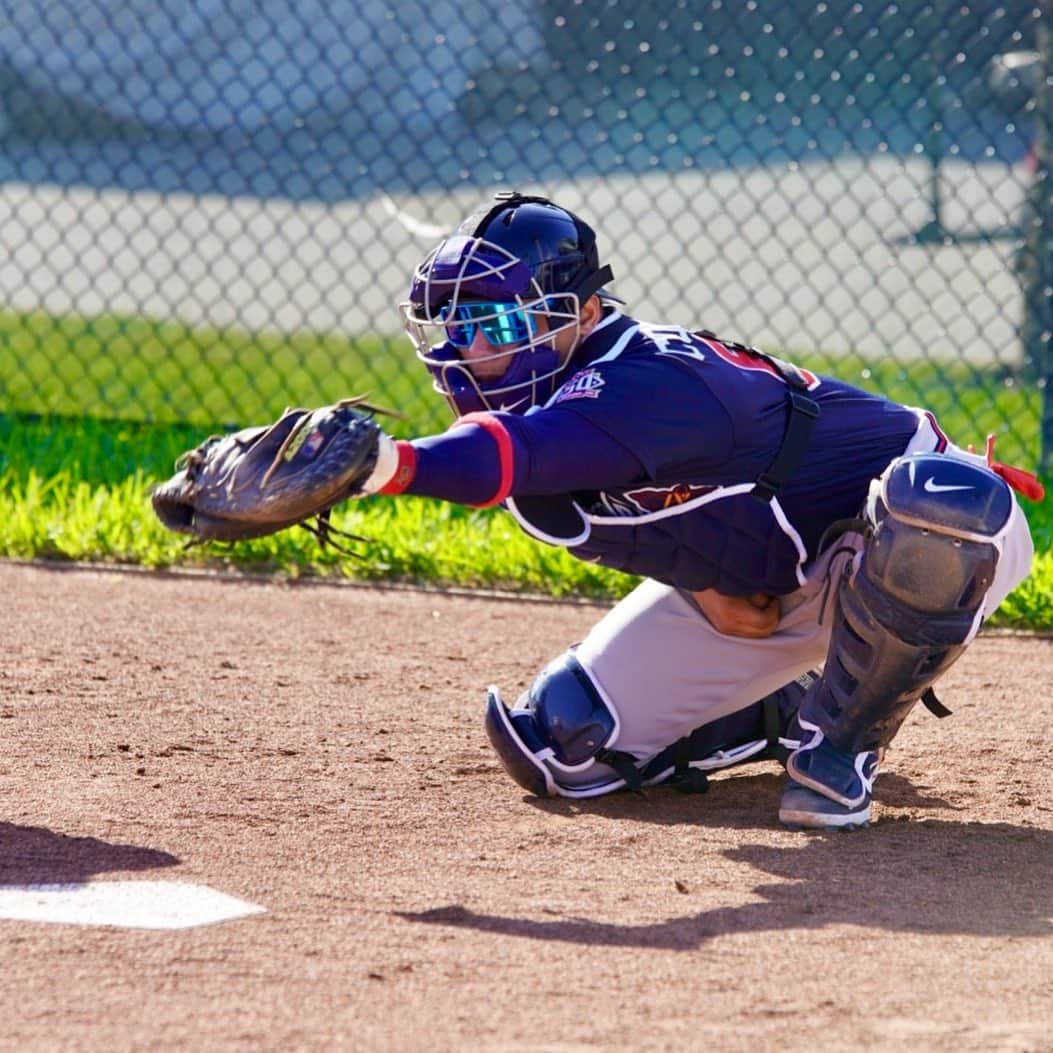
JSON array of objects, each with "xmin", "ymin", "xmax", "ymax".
[{"xmin": 440, "ymin": 301, "xmax": 534, "ymax": 349}]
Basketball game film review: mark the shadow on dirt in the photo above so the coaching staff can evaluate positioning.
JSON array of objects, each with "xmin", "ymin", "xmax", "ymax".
[
  {"xmin": 397, "ymin": 771, "xmax": 1053, "ymax": 948},
  {"xmin": 519, "ymin": 767, "xmax": 961, "ymax": 828},
  {"xmin": 0, "ymin": 823, "xmax": 180, "ymax": 885}
]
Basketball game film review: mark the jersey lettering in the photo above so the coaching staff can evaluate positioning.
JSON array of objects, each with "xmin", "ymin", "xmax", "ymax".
[
  {"xmin": 697, "ymin": 336, "xmax": 820, "ymax": 390},
  {"xmin": 643, "ymin": 324, "xmax": 708, "ymax": 363}
]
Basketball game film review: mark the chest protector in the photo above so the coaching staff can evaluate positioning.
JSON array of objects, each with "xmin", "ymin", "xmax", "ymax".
[{"xmin": 508, "ymin": 338, "xmax": 821, "ymax": 595}]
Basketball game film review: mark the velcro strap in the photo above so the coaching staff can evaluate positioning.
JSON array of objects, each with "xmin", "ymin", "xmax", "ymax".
[
  {"xmin": 575, "ymin": 264, "xmax": 615, "ymax": 303},
  {"xmin": 668, "ymin": 737, "xmax": 710, "ymax": 794},
  {"xmin": 596, "ymin": 748, "xmax": 645, "ymax": 794},
  {"xmin": 751, "ymin": 389, "xmax": 820, "ymax": 503},
  {"xmin": 921, "ymin": 686, "xmax": 953, "ymax": 718},
  {"xmin": 762, "ymin": 693, "xmax": 791, "ymax": 763}
]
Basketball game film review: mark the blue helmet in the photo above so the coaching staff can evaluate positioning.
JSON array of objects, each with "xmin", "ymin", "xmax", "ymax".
[{"xmin": 401, "ymin": 192, "xmax": 615, "ymax": 416}]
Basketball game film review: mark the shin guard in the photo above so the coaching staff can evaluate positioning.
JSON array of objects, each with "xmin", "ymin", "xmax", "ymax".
[{"xmin": 802, "ymin": 453, "xmax": 1013, "ymax": 753}]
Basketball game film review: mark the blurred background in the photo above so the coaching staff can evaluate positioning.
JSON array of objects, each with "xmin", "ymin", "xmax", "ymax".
[{"xmin": 1, "ymin": 0, "xmax": 1050, "ymax": 467}]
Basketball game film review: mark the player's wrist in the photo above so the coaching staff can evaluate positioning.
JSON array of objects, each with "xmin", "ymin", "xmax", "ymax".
[{"xmin": 359, "ymin": 435, "xmax": 417, "ymax": 495}]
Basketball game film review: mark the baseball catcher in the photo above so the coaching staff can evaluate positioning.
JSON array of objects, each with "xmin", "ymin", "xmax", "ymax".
[{"xmin": 153, "ymin": 191, "xmax": 1044, "ymax": 830}]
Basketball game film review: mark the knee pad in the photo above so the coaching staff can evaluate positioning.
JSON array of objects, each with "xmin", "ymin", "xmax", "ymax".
[
  {"xmin": 866, "ymin": 452, "xmax": 1013, "ymax": 621},
  {"xmin": 805, "ymin": 452, "xmax": 1013, "ymax": 752},
  {"xmin": 483, "ymin": 650, "xmax": 624, "ymax": 799}
]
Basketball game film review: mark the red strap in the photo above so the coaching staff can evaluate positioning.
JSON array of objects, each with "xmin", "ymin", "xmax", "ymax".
[
  {"xmin": 923, "ymin": 410, "xmax": 949, "ymax": 451},
  {"xmin": 451, "ymin": 412, "xmax": 515, "ymax": 508},
  {"xmin": 377, "ymin": 440, "xmax": 418, "ymax": 495},
  {"xmin": 983, "ymin": 434, "xmax": 1046, "ymax": 503}
]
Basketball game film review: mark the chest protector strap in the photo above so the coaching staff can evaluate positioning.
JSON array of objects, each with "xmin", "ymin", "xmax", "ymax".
[{"xmin": 752, "ymin": 387, "xmax": 821, "ymax": 503}]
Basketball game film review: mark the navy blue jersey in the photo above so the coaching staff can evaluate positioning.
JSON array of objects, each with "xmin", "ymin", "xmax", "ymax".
[{"xmin": 404, "ymin": 310, "xmax": 938, "ymax": 595}]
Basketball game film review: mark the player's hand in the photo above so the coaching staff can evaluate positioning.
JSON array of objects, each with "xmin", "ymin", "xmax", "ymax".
[{"xmin": 692, "ymin": 589, "xmax": 780, "ymax": 638}]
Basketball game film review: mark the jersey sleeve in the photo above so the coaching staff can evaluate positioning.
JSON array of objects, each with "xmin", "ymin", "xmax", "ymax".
[
  {"xmin": 537, "ymin": 354, "xmax": 738, "ymax": 483},
  {"xmin": 400, "ymin": 407, "xmax": 647, "ymax": 506},
  {"xmin": 399, "ymin": 350, "xmax": 739, "ymax": 506}
]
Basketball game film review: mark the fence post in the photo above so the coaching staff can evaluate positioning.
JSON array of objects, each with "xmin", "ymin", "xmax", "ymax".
[{"xmin": 1022, "ymin": 14, "xmax": 1053, "ymax": 473}]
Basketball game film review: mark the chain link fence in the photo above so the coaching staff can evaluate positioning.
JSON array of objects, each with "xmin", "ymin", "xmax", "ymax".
[{"xmin": 1, "ymin": 1, "xmax": 1049, "ymax": 465}]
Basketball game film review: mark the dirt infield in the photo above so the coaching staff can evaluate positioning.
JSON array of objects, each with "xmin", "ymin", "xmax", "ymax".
[{"xmin": 3, "ymin": 560, "xmax": 1053, "ymax": 1052}]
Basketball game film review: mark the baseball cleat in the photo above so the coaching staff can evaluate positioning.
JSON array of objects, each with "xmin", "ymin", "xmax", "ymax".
[
  {"xmin": 778, "ymin": 782, "xmax": 871, "ymax": 830},
  {"xmin": 779, "ymin": 717, "xmax": 878, "ymax": 830}
]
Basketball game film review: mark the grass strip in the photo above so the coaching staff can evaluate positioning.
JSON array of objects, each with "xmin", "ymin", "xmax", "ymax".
[{"xmin": 1, "ymin": 414, "xmax": 1049, "ymax": 628}]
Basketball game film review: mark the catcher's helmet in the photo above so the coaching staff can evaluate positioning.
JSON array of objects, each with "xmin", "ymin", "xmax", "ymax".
[{"xmin": 401, "ymin": 191, "xmax": 615, "ymax": 416}]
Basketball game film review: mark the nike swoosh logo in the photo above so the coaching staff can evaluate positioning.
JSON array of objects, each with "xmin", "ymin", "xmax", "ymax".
[{"xmin": 923, "ymin": 478, "xmax": 974, "ymax": 493}]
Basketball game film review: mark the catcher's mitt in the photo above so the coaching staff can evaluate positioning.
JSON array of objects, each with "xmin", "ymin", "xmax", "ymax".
[{"xmin": 151, "ymin": 397, "xmax": 390, "ymax": 551}]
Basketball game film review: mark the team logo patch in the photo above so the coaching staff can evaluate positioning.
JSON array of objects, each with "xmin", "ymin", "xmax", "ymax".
[
  {"xmin": 553, "ymin": 368, "xmax": 605, "ymax": 403},
  {"xmin": 599, "ymin": 483, "xmax": 717, "ymax": 516}
]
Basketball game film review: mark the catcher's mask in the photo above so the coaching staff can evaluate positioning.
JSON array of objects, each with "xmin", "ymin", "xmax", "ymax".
[{"xmin": 401, "ymin": 191, "xmax": 615, "ymax": 416}]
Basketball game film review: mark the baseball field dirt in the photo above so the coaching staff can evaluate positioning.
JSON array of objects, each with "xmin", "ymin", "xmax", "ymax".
[{"xmin": 3, "ymin": 560, "xmax": 1052, "ymax": 1052}]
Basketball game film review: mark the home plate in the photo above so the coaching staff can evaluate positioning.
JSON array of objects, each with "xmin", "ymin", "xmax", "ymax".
[{"xmin": 0, "ymin": 881, "xmax": 266, "ymax": 929}]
